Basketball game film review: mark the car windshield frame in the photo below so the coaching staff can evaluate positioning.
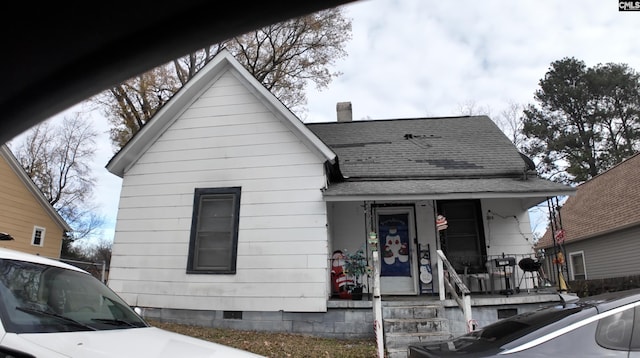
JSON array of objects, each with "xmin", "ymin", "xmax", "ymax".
[{"xmin": 0, "ymin": 258, "xmax": 149, "ymax": 333}]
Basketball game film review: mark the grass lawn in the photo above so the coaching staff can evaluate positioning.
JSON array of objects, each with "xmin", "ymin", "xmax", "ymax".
[{"xmin": 150, "ymin": 320, "xmax": 380, "ymax": 357}]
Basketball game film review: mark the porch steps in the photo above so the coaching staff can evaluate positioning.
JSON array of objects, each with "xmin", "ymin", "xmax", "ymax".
[{"xmin": 382, "ymin": 301, "xmax": 452, "ymax": 358}]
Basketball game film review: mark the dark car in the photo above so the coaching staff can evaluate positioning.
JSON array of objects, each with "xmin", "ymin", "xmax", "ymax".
[{"xmin": 408, "ymin": 289, "xmax": 640, "ymax": 357}]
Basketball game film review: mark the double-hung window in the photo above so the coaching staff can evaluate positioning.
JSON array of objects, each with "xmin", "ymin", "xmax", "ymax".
[
  {"xmin": 32, "ymin": 226, "xmax": 45, "ymax": 246},
  {"xmin": 187, "ymin": 187, "xmax": 241, "ymax": 274},
  {"xmin": 569, "ymin": 251, "xmax": 586, "ymax": 280}
]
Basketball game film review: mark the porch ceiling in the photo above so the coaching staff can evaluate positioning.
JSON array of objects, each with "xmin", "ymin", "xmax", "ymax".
[{"xmin": 322, "ymin": 177, "xmax": 576, "ymax": 208}]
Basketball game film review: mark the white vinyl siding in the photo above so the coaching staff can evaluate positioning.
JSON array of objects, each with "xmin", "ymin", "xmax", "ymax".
[{"xmin": 109, "ymin": 69, "xmax": 329, "ymax": 312}]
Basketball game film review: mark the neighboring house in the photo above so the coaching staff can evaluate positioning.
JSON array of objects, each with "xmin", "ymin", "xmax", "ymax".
[
  {"xmin": 0, "ymin": 144, "xmax": 71, "ymax": 258},
  {"xmin": 105, "ymin": 50, "xmax": 574, "ymax": 338},
  {"xmin": 536, "ymin": 152, "xmax": 640, "ymax": 283}
]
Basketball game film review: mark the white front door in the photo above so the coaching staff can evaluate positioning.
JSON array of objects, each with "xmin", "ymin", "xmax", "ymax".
[{"xmin": 376, "ymin": 207, "xmax": 418, "ymax": 295}]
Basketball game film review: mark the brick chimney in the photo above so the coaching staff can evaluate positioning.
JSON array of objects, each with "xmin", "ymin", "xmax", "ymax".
[{"xmin": 336, "ymin": 102, "xmax": 352, "ymax": 122}]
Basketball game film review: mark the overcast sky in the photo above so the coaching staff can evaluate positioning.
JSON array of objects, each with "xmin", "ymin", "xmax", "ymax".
[
  {"xmin": 303, "ymin": 0, "xmax": 640, "ymax": 124},
  {"xmin": 11, "ymin": 0, "xmax": 640, "ymax": 243}
]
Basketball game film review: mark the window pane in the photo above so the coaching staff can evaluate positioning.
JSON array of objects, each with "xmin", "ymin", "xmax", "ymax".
[
  {"xmin": 195, "ymin": 232, "xmax": 233, "ymax": 269},
  {"xmin": 196, "ymin": 232, "xmax": 231, "ymax": 248},
  {"xmin": 201, "ymin": 196, "xmax": 233, "ymax": 216},
  {"xmin": 196, "ymin": 215, "xmax": 232, "ymax": 268},
  {"xmin": 596, "ymin": 308, "xmax": 633, "ymax": 350},
  {"xmin": 195, "ymin": 248, "xmax": 232, "ymax": 270},
  {"xmin": 571, "ymin": 253, "xmax": 585, "ymax": 280},
  {"xmin": 198, "ymin": 196, "xmax": 233, "ymax": 231},
  {"xmin": 32, "ymin": 227, "xmax": 44, "ymax": 246},
  {"xmin": 188, "ymin": 188, "xmax": 240, "ymax": 273}
]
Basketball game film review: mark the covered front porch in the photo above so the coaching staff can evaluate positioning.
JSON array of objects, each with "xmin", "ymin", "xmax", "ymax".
[
  {"xmin": 326, "ymin": 195, "xmax": 565, "ymax": 300},
  {"xmin": 328, "ymin": 249, "xmax": 568, "ymax": 358},
  {"xmin": 323, "ymin": 180, "xmax": 574, "ymax": 357},
  {"xmin": 328, "ymin": 249, "xmax": 566, "ymax": 329}
]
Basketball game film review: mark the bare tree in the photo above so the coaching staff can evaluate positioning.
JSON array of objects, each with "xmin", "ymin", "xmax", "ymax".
[
  {"xmin": 12, "ymin": 113, "xmax": 104, "ymax": 245},
  {"xmin": 455, "ymin": 100, "xmax": 528, "ymax": 150},
  {"xmin": 495, "ymin": 101, "xmax": 526, "ymax": 149},
  {"xmin": 81, "ymin": 238, "xmax": 113, "ymax": 268},
  {"xmin": 455, "ymin": 100, "xmax": 491, "ymax": 117},
  {"xmin": 94, "ymin": 7, "xmax": 352, "ymax": 150}
]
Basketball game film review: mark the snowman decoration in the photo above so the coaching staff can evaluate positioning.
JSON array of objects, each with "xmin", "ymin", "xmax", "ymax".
[
  {"xmin": 420, "ymin": 257, "xmax": 433, "ymax": 284},
  {"xmin": 384, "ymin": 226, "xmax": 401, "ymax": 265}
]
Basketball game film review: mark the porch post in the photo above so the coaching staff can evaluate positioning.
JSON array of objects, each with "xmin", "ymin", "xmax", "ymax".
[
  {"xmin": 463, "ymin": 295, "xmax": 472, "ymax": 332},
  {"xmin": 372, "ymin": 251, "xmax": 384, "ymax": 358},
  {"xmin": 438, "ymin": 253, "xmax": 445, "ymax": 301}
]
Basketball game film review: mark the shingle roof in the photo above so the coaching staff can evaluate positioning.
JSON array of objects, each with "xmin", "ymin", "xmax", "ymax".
[
  {"xmin": 537, "ymin": 152, "xmax": 640, "ymax": 248},
  {"xmin": 307, "ymin": 116, "xmax": 575, "ymax": 205},
  {"xmin": 307, "ymin": 116, "xmax": 527, "ymax": 179}
]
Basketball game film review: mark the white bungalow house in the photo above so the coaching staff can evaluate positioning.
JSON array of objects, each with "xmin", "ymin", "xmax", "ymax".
[{"xmin": 105, "ymin": 50, "xmax": 575, "ymax": 353}]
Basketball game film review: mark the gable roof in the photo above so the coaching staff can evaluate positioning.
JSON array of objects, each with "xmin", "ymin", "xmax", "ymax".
[
  {"xmin": 537, "ymin": 152, "xmax": 640, "ymax": 248},
  {"xmin": 308, "ymin": 116, "xmax": 526, "ymax": 179},
  {"xmin": 0, "ymin": 144, "xmax": 71, "ymax": 232},
  {"xmin": 104, "ymin": 50, "xmax": 574, "ymax": 208},
  {"xmin": 307, "ymin": 116, "xmax": 575, "ymax": 205},
  {"xmin": 106, "ymin": 50, "xmax": 336, "ymax": 178}
]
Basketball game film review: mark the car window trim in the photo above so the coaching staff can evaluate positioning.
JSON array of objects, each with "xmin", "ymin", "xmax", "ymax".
[{"xmin": 501, "ymin": 301, "xmax": 640, "ymax": 354}]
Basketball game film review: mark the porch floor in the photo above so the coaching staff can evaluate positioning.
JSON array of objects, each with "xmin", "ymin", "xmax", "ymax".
[{"xmin": 328, "ymin": 287, "xmax": 564, "ymax": 309}]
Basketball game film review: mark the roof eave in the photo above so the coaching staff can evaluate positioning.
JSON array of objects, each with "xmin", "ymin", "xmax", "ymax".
[
  {"xmin": 322, "ymin": 189, "xmax": 576, "ymax": 203},
  {"xmin": 106, "ymin": 50, "xmax": 336, "ymax": 178},
  {"xmin": 1, "ymin": 145, "xmax": 72, "ymax": 232}
]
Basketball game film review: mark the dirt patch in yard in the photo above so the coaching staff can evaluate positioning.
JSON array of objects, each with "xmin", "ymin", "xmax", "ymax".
[{"xmin": 149, "ymin": 320, "xmax": 380, "ymax": 357}]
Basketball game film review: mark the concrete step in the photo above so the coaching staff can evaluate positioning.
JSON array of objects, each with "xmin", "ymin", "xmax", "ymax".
[
  {"xmin": 384, "ymin": 331, "xmax": 453, "ymax": 356},
  {"xmin": 382, "ymin": 304, "xmax": 442, "ymax": 320},
  {"xmin": 384, "ymin": 317, "xmax": 448, "ymax": 334},
  {"xmin": 381, "ymin": 301, "xmax": 451, "ymax": 358}
]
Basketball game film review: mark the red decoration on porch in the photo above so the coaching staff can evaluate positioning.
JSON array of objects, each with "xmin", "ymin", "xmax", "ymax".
[
  {"xmin": 331, "ymin": 250, "xmax": 354, "ymax": 299},
  {"xmin": 436, "ymin": 214, "xmax": 448, "ymax": 231},
  {"xmin": 554, "ymin": 229, "xmax": 565, "ymax": 244}
]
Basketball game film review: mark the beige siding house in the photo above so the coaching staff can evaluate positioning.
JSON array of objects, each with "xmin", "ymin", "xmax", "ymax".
[{"xmin": 0, "ymin": 145, "xmax": 70, "ymax": 258}]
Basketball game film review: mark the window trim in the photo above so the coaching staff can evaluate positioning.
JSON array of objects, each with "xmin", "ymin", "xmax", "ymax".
[
  {"xmin": 569, "ymin": 250, "xmax": 586, "ymax": 280},
  {"xmin": 186, "ymin": 187, "xmax": 241, "ymax": 274},
  {"xmin": 31, "ymin": 226, "xmax": 45, "ymax": 247}
]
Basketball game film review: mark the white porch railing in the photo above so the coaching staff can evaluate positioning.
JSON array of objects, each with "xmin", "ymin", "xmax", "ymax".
[
  {"xmin": 371, "ymin": 251, "xmax": 384, "ymax": 358},
  {"xmin": 436, "ymin": 249, "xmax": 474, "ymax": 331}
]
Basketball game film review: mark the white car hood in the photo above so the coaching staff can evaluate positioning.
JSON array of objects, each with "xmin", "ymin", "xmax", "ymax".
[{"xmin": 15, "ymin": 326, "xmax": 262, "ymax": 358}]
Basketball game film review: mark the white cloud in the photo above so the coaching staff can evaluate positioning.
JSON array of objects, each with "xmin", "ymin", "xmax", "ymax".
[{"xmin": 306, "ymin": 0, "xmax": 640, "ymax": 124}]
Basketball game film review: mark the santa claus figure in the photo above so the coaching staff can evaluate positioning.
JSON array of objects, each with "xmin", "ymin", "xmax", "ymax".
[{"xmin": 331, "ymin": 250, "xmax": 354, "ymax": 299}]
